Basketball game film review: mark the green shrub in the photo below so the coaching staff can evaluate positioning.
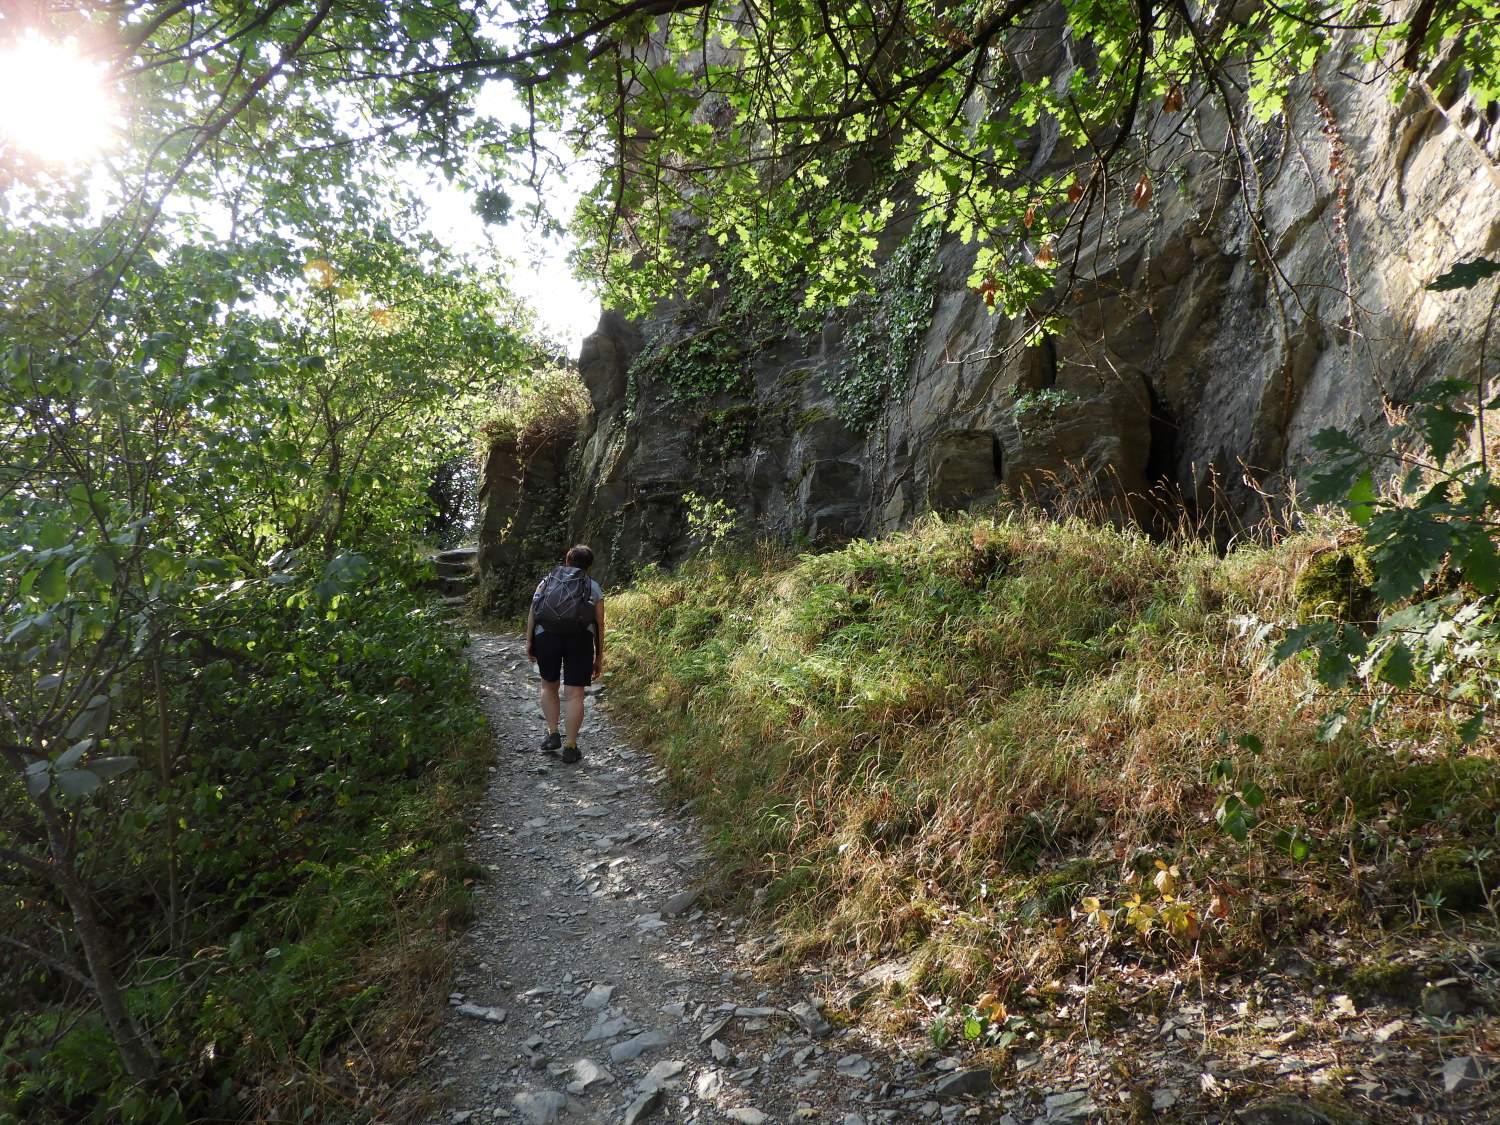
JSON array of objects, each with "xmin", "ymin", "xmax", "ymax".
[
  {"xmin": 0, "ymin": 583, "xmax": 492, "ymax": 1124},
  {"xmin": 476, "ymin": 368, "xmax": 589, "ymax": 454}
]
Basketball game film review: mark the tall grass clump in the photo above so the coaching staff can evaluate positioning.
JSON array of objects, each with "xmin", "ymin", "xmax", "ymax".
[
  {"xmin": 606, "ymin": 510, "xmax": 1500, "ymax": 1011},
  {"xmin": 475, "ymin": 368, "xmax": 590, "ymax": 456}
]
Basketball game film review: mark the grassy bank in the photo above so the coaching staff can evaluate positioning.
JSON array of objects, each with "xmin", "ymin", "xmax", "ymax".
[{"xmin": 606, "ymin": 512, "xmax": 1500, "ymax": 1021}]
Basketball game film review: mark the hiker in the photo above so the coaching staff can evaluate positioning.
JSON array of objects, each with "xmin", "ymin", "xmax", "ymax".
[{"xmin": 525, "ymin": 544, "xmax": 605, "ymax": 764}]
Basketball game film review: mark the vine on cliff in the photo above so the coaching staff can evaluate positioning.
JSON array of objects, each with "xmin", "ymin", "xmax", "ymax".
[{"xmin": 829, "ymin": 223, "xmax": 943, "ymax": 427}]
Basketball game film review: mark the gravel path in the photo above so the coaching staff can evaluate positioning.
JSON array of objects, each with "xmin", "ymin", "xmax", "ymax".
[
  {"xmin": 419, "ymin": 628, "xmax": 982, "ymax": 1125},
  {"xmin": 416, "ymin": 628, "xmax": 1496, "ymax": 1125}
]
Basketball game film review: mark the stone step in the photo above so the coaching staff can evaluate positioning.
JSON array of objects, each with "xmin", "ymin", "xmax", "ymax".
[
  {"xmin": 431, "ymin": 545, "xmax": 478, "ymax": 588},
  {"xmin": 435, "ymin": 546, "xmax": 479, "ymax": 566}
]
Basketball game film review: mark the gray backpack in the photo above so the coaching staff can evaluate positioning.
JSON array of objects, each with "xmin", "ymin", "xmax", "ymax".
[{"xmin": 534, "ymin": 566, "xmax": 594, "ymax": 634}]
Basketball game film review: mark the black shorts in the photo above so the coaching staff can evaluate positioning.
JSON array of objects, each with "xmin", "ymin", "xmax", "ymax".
[{"xmin": 533, "ymin": 630, "xmax": 594, "ymax": 687}]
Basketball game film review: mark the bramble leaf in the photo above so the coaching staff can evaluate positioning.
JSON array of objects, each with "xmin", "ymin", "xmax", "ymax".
[
  {"xmin": 1367, "ymin": 509, "xmax": 1454, "ymax": 601},
  {"xmin": 1458, "ymin": 710, "xmax": 1485, "ymax": 744},
  {"xmin": 1317, "ymin": 707, "xmax": 1349, "ymax": 741}
]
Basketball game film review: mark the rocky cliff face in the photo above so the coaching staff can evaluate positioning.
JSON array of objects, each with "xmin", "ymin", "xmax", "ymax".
[{"xmin": 501, "ymin": 38, "xmax": 1500, "ymax": 586}]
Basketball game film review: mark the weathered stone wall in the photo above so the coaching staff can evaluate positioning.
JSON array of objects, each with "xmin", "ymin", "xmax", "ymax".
[
  {"xmin": 557, "ymin": 42, "xmax": 1500, "ymax": 585},
  {"xmin": 476, "ymin": 435, "xmax": 579, "ymax": 616}
]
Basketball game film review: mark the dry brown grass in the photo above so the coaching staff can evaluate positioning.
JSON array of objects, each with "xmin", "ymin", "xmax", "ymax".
[{"xmin": 605, "ymin": 510, "xmax": 1500, "ymax": 1014}]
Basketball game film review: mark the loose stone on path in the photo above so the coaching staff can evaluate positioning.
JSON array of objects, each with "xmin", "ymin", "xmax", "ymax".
[
  {"xmin": 580, "ymin": 983, "xmax": 614, "ymax": 1010},
  {"xmin": 609, "ymin": 1029, "xmax": 668, "ymax": 1063},
  {"xmin": 453, "ymin": 1002, "xmax": 507, "ymax": 1024},
  {"xmin": 422, "ymin": 629, "xmax": 974, "ymax": 1125}
]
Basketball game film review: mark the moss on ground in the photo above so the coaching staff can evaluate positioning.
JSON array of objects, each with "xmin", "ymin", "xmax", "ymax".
[{"xmin": 1294, "ymin": 542, "xmax": 1377, "ymax": 622}]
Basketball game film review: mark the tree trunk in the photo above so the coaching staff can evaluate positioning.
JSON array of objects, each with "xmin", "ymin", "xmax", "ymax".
[{"xmin": 36, "ymin": 792, "xmax": 160, "ymax": 1082}]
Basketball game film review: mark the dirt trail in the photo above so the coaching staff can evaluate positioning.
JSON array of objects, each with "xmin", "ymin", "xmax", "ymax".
[
  {"xmin": 416, "ymin": 627, "xmax": 1014, "ymax": 1125},
  {"xmin": 419, "ymin": 628, "xmax": 1499, "ymax": 1125}
]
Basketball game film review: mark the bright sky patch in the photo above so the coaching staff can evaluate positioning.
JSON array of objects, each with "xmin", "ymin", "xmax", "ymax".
[{"xmin": 0, "ymin": 31, "xmax": 118, "ymax": 164}]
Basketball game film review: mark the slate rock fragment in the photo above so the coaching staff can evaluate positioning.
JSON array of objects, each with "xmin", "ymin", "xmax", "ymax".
[
  {"xmin": 610, "ymin": 1029, "xmax": 668, "ymax": 1063},
  {"xmin": 622, "ymin": 1087, "xmax": 662, "ymax": 1125},
  {"xmin": 1441, "ymin": 1055, "xmax": 1491, "ymax": 1094},
  {"xmin": 933, "ymin": 1068, "xmax": 993, "ymax": 1097},
  {"xmin": 661, "ymin": 887, "xmax": 700, "ymax": 916},
  {"xmin": 788, "ymin": 1000, "xmax": 832, "ymax": 1037},
  {"xmin": 511, "ymin": 1091, "xmax": 570, "ymax": 1124}
]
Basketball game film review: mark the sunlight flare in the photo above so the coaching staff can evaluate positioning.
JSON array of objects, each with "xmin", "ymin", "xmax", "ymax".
[{"xmin": 0, "ymin": 31, "xmax": 119, "ymax": 164}]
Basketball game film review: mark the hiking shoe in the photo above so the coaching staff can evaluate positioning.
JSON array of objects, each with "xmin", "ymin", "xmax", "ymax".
[
  {"xmin": 560, "ymin": 743, "xmax": 583, "ymax": 764},
  {"xmin": 540, "ymin": 731, "xmax": 562, "ymax": 754}
]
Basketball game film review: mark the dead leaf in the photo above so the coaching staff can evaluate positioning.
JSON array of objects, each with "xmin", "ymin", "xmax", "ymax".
[
  {"xmin": 1163, "ymin": 84, "xmax": 1183, "ymax": 113},
  {"xmin": 1131, "ymin": 173, "xmax": 1153, "ymax": 210},
  {"xmin": 1153, "ymin": 863, "xmax": 1179, "ymax": 896},
  {"xmin": 969, "ymin": 273, "xmax": 1000, "ymax": 309},
  {"xmin": 975, "ymin": 992, "xmax": 1008, "ymax": 1023}
]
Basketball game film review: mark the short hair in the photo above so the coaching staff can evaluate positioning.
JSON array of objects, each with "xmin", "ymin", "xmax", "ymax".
[{"xmin": 565, "ymin": 544, "xmax": 594, "ymax": 570}]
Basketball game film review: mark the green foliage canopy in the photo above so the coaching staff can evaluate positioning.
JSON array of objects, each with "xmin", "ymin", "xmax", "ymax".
[
  {"xmin": 7, "ymin": 0, "xmax": 1488, "ymax": 317},
  {"xmin": 0, "ymin": 2, "xmax": 549, "ymax": 1106}
]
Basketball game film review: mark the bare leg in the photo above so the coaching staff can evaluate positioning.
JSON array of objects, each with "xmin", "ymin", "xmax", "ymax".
[
  {"xmin": 540, "ymin": 679, "xmax": 561, "ymax": 732},
  {"xmin": 562, "ymin": 684, "xmax": 585, "ymax": 745}
]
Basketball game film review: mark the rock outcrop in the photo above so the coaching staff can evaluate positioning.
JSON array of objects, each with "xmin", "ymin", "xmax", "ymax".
[
  {"xmin": 477, "ymin": 434, "xmax": 579, "ymax": 614},
  {"xmin": 494, "ymin": 39, "xmax": 1500, "ymax": 585}
]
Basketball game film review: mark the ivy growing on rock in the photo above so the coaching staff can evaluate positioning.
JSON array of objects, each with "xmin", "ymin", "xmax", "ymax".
[
  {"xmin": 828, "ymin": 223, "xmax": 943, "ymax": 427},
  {"xmin": 630, "ymin": 322, "xmax": 755, "ymax": 406}
]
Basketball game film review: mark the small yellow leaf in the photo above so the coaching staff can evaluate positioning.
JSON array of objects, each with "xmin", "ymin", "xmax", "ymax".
[{"xmin": 304, "ymin": 258, "xmax": 338, "ymax": 290}]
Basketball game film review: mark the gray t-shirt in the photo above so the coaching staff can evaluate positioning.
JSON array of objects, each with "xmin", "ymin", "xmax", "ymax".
[{"xmin": 532, "ymin": 576, "xmax": 604, "ymax": 635}]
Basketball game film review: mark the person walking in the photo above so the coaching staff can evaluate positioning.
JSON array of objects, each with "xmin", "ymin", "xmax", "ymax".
[{"xmin": 525, "ymin": 545, "xmax": 605, "ymax": 764}]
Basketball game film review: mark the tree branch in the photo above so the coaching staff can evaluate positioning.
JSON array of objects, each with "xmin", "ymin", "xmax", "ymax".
[
  {"xmin": 766, "ymin": 0, "xmax": 1041, "ymax": 127},
  {"xmin": 0, "ymin": 933, "xmax": 95, "ymax": 990}
]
